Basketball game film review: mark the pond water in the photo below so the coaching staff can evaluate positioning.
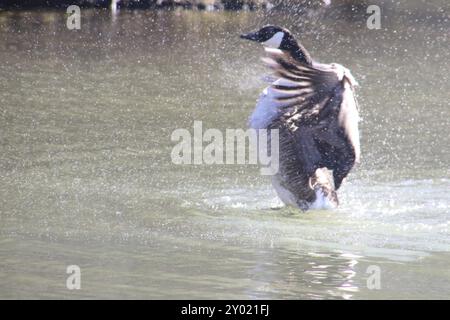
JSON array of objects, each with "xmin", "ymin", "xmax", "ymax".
[{"xmin": 0, "ymin": 4, "xmax": 449, "ymax": 299}]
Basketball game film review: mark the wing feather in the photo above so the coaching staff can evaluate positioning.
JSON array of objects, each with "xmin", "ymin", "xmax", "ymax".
[{"xmin": 262, "ymin": 47, "xmax": 361, "ymax": 183}]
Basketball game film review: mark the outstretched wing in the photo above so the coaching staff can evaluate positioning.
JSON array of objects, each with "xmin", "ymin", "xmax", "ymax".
[
  {"xmin": 263, "ymin": 47, "xmax": 360, "ymax": 187},
  {"xmin": 262, "ymin": 48, "xmax": 341, "ymax": 115}
]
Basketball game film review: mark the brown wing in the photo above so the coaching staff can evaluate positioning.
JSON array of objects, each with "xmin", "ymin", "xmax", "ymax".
[
  {"xmin": 262, "ymin": 48, "xmax": 342, "ymax": 118},
  {"xmin": 263, "ymin": 48, "xmax": 360, "ymax": 188}
]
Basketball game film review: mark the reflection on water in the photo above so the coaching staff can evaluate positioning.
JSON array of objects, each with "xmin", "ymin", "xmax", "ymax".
[{"xmin": 0, "ymin": 5, "xmax": 449, "ymax": 299}]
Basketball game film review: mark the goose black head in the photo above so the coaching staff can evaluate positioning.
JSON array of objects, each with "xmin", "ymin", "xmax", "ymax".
[
  {"xmin": 240, "ymin": 25, "xmax": 312, "ymax": 65},
  {"xmin": 240, "ymin": 25, "xmax": 289, "ymax": 49}
]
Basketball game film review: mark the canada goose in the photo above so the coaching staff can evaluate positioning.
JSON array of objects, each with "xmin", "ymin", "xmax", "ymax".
[{"xmin": 241, "ymin": 25, "xmax": 360, "ymax": 210}]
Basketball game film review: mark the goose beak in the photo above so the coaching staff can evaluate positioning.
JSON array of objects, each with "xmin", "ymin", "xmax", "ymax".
[{"xmin": 240, "ymin": 32, "xmax": 259, "ymax": 41}]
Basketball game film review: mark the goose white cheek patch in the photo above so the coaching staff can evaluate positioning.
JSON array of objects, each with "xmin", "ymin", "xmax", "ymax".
[{"xmin": 263, "ymin": 32, "xmax": 284, "ymax": 48}]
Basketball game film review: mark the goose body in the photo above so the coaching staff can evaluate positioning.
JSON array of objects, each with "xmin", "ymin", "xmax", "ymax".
[{"xmin": 241, "ymin": 26, "xmax": 360, "ymax": 211}]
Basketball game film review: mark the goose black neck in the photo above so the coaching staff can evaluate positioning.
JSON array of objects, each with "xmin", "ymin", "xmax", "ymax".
[{"xmin": 280, "ymin": 35, "xmax": 312, "ymax": 65}]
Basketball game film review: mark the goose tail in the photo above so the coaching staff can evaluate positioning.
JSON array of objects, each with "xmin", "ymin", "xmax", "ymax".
[{"xmin": 308, "ymin": 168, "xmax": 339, "ymax": 210}]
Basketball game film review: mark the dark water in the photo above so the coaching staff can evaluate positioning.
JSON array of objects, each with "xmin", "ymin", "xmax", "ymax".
[{"xmin": 0, "ymin": 5, "xmax": 449, "ymax": 299}]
